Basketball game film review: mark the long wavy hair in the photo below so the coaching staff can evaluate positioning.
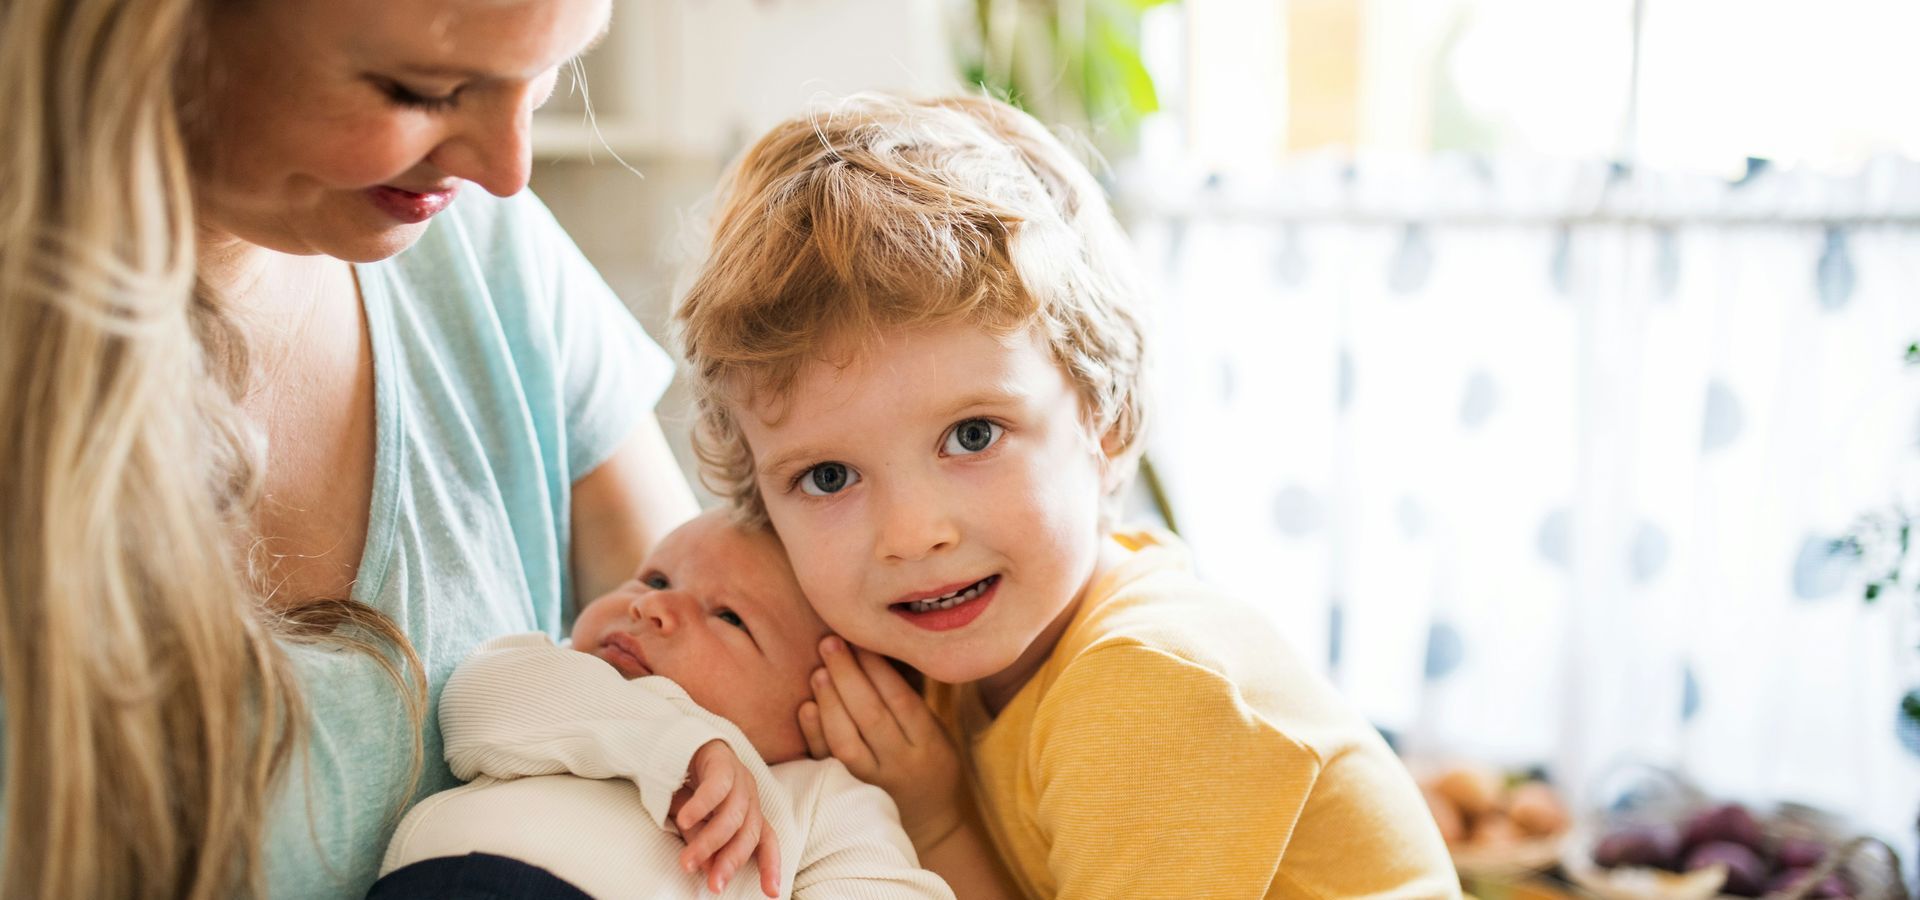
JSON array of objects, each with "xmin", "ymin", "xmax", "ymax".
[{"xmin": 0, "ymin": 0, "xmax": 422, "ymax": 895}]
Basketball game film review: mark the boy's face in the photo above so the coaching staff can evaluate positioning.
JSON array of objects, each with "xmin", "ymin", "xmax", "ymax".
[
  {"xmin": 736, "ymin": 323, "xmax": 1111, "ymax": 699},
  {"xmin": 570, "ymin": 510, "xmax": 829, "ymax": 764}
]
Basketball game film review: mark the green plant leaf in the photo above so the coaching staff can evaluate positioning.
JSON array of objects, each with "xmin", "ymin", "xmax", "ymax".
[{"xmin": 1096, "ymin": 21, "xmax": 1159, "ymax": 117}]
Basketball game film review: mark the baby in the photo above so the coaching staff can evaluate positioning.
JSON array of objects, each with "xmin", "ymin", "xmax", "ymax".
[{"xmin": 374, "ymin": 509, "xmax": 953, "ymax": 900}]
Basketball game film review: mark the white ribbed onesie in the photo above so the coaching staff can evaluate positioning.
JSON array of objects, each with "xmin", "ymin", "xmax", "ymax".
[{"xmin": 381, "ymin": 634, "xmax": 954, "ymax": 900}]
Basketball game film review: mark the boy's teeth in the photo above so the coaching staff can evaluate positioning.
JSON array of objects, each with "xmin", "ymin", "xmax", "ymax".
[{"xmin": 904, "ymin": 578, "xmax": 991, "ymax": 613}]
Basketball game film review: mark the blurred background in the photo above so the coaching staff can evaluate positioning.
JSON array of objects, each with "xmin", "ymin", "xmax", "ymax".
[{"xmin": 530, "ymin": 0, "xmax": 1920, "ymax": 888}]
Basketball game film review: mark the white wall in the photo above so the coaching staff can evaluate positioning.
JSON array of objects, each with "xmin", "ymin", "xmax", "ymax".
[{"xmin": 533, "ymin": 0, "xmax": 962, "ymax": 496}]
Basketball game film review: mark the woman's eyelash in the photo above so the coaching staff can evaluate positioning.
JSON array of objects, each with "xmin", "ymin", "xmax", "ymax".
[{"xmin": 381, "ymin": 81, "xmax": 461, "ymax": 111}]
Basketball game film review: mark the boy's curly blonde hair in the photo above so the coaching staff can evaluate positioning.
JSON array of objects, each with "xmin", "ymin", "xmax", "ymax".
[{"xmin": 674, "ymin": 93, "xmax": 1148, "ymax": 525}]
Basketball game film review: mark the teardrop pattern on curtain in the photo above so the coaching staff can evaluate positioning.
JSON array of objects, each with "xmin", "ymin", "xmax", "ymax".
[
  {"xmin": 1816, "ymin": 226, "xmax": 1855, "ymax": 311},
  {"xmin": 1424, "ymin": 621, "xmax": 1465, "ymax": 681},
  {"xmin": 1701, "ymin": 379, "xmax": 1745, "ymax": 453}
]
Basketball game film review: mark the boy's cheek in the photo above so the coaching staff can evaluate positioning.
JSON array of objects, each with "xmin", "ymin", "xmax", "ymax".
[{"xmin": 796, "ymin": 580, "xmax": 869, "ymax": 636}]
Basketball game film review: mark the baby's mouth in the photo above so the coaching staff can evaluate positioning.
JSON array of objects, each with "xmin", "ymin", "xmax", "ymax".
[
  {"xmin": 597, "ymin": 632, "xmax": 652, "ymax": 679},
  {"xmin": 893, "ymin": 575, "xmax": 999, "ymax": 614}
]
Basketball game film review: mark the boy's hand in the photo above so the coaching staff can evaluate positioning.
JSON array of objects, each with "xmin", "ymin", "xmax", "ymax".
[
  {"xmin": 798, "ymin": 636, "xmax": 966, "ymax": 850},
  {"xmin": 672, "ymin": 739, "xmax": 781, "ymax": 897}
]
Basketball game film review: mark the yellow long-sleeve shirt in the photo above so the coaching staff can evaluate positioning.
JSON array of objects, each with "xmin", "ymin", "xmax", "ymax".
[{"xmin": 925, "ymin": 531, "xmax": 1460, "ymax": 899}]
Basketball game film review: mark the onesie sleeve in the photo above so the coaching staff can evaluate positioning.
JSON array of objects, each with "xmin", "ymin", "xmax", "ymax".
[
  {"xmin": 438, "ymin": 633, "xmax": 742, "ymax": 829},
  {"xmin": 1031, "ymin": 640, "xmax": 1314, "ymax": 898},
  {"xmin": 790, "ymin": 761, "xmax": 956, "ymax": 900}
]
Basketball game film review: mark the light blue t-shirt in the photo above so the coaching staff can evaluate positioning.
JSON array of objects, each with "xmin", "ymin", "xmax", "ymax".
[{"xmin": 262, "ymin": 189, "xmax": 672, "ymax": 897}]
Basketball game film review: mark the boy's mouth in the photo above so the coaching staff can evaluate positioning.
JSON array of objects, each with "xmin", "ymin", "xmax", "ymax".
[
  {"xmin": 891, "ymin": 575, "xmax": 1000, "ymax": 631},
  {"xmin": 596, "ymin": 632, "xmax": 653, "ymax": 679}
]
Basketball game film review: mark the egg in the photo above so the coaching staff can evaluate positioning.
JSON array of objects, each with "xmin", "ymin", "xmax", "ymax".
[
  {"xmin": 1434, "ymin": 765, "xmax": 1504, "ymax": 817},
  {"xmin": 1508, "ymin": 780, "xmax": 1569, "ymax": 836}
]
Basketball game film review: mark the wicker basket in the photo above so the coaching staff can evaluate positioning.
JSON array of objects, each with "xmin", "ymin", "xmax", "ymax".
[
  {"xmin": 1455, "ymin": 834, "xmax": 1570, "ymax": 883},
  {"xmin": 1563, "ymin": 766, "xmax": 1910, "ymax": 900}
]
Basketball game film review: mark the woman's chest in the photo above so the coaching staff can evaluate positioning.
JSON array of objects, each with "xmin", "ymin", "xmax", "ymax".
[{"xmin": 243, "ymin": 268, "xmax": 377, "ymax": 604}]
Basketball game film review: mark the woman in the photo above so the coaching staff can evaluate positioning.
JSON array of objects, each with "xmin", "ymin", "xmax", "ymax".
[{"xmin": 0, "ymin": 0, "xmax": 774, "ymax": 896}]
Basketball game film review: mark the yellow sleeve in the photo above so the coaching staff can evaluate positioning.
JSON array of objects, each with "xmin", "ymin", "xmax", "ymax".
[
  {"xmin": 1032, "ymin": 641, "xmax": 1311, "ymax": 898},
  {"xmin": 1031, "ymin": 641, "xmax": 1460, "ymax": 900}
]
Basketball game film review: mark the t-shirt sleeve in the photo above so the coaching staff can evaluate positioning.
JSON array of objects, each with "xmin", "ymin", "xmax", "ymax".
[
  {"xmin": 1032, "ymin": 640, "xmax": 1460, "ymax": 899},
  {"xmin": 517, "ymin": 192, "xmax": 675, "ymax": 480},
  {"xmin": 1032, "ymin": 641, "xmax": 1312, "ymax": 898}
]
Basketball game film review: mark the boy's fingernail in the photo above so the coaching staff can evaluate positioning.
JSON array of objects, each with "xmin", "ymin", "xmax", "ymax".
[
  {"xmin": 821, "ymin": 636, "xmax": 844, "ymax": 654},
  {"xmin": 812, "ymin": 668, "xmax": 828, "ymax": 686}
]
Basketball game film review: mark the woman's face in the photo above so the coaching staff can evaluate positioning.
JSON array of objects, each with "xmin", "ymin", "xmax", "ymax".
[{"xmin": 197, "ymin": 0, "xmax": 611, "ymax": 262}]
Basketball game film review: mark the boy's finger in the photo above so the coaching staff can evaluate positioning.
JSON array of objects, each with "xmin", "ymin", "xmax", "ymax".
[
  {"xmin": 852, "ymin": 647, "xmax": 936, "ymax": 736},
  {"xmin": 755, "ymin": 830, "xmax": 782, "ymax": 898},
  {"xmin": 812, "ymin": 667, "xmax": 879, "ymax": 774},
  {"xmin": 798, "ymin": 701, "xmax": 831, "ymax": 759},
  {"xmin": 819, "ymin": 637, "xmax": 907, "ymax": 748}
]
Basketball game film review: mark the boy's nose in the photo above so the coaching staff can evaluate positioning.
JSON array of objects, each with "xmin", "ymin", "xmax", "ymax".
[{"xmin": 875, "ymin": 483, "xmax": 960, "ymax": 562}]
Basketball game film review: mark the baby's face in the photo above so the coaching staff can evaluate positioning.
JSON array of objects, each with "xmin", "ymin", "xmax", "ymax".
[{"xmin": 570, "ymin": 509, "xmax": 829, "ymax": 763}]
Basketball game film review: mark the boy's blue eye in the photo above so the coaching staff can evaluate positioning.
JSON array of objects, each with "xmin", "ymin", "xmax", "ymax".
[
  {"xmin": 642, "ymin": 573, "xmax": 669, "ymax": 590},
  {"xmin": 943, "ymin": 418, "xmax": 1003, "ymax": 455},
  {"xmin": 716, "ymin": 610, "xmax": 747, "ymax": 631},
  {"xmin": 799, "ymin": 462, "xmax": 859, "ymax": 496}
]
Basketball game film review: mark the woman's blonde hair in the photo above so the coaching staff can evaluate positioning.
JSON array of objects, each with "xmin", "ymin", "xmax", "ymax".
[
  {"xmin": 0, "ymin": 0, "xmax": 421, "ymax": 896},
  {"xmin": 675, "ymin": 93, "xmax": 1148, "ymax": 525}
]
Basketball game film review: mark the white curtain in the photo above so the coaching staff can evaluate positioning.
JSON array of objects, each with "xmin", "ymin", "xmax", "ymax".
[{"xmin": 1123, "ymin": 156, "xmax": 1920, "ymax": 868}]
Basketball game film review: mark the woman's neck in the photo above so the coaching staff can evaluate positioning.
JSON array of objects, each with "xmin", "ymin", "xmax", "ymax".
[
  {"xmin": 194, "ymin": 229, "xmax": 357, "ymax": 398},
  {"xmin": 197, "ymin": 229, "xmax": 289, "ymax": 305}
]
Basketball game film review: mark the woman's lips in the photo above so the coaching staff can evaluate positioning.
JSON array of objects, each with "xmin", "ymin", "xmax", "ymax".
[
  {"xmin": 365, "ymin": 184, "xmax": 458, "ymax": 224},
  {"xmin": 596, "ymin": 631, "xmax": 652, "ymax": 679}
]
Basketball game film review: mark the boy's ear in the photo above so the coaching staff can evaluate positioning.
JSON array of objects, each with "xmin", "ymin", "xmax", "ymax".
[{"xmin": 1097, "ymin": 426, "xmax": 1139, "ymax": 496}]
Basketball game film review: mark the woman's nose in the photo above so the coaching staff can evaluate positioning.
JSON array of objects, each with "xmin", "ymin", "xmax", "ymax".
[{"xmin": 429, "ymin": 96, "xmax": 534, "ymax": 198}]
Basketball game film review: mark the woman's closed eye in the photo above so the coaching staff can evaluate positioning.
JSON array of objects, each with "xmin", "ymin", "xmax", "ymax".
[{"xmin": 378, "ymin": 78, "xmax": 463, "ymax": 112}]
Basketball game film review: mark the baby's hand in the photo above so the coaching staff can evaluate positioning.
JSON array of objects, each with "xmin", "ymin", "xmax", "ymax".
[
  {"xmin": 673, "ymin": 739, "xmax": 781, "ymax": 897},
  {"xmin": 798, "ymin": 637, "xmax": 965, "ymax": 850}
]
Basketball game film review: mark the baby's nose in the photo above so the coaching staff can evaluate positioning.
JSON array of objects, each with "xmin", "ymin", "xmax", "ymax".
[{"xmin": 633, "ymin": 590, "xmax": 685, "ymax": 634}]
